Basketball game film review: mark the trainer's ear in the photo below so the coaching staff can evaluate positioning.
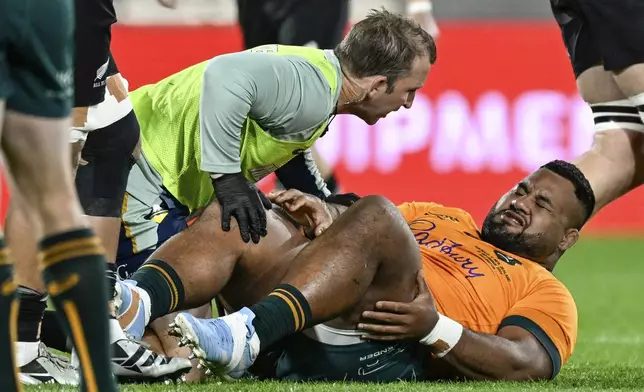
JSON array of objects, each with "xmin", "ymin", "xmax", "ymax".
[{"xmin": 558, "ymin": 229, "xmax": 579, "ymax": 253}]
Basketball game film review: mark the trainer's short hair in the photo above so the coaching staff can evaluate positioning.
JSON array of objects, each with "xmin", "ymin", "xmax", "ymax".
[
  {"xmin": 334, "ymin": 8, "xmax": 437, "ymax": 93},
  {"xmin": 541, "ymin": 160, "xmax": 596, "ymax": 228}
]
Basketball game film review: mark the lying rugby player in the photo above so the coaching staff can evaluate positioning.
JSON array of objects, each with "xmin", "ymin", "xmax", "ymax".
[{"xmin": 116, "ymin": 159, "xmax": 590, "ymax": 382}]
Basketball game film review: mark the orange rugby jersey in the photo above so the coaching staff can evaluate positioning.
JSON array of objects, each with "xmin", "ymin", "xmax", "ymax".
[{"xmin": 398, "ymin": 202, "xmax": 578, "ymax": 377}]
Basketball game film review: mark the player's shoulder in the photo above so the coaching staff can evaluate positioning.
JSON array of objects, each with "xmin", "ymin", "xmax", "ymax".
[{"xmin": 531, "ymin": 268, "xmax": 577, "ymax": 310}]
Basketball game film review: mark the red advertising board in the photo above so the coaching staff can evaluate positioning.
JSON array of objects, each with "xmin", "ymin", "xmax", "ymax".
[{"xmin": 2, "ymin": 22, "xmax": 642, "ymax": 234}]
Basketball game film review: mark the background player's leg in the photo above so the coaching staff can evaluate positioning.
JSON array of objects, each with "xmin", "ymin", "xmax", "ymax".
[
  {"xmin": 2, "ymin": 112, "xmax": 115, "ymax": 392},
  {"xmin": 277, "ymin": 0, "xmax": 348, "ymax": 49},
  {"xmin": 0, "ymin": 101, "xmax": 24, "ymax": 392},
  {"xmin": 275, "ymin": 0, "xmax": 348, "ymax": 194},
  {"xmin": 550, "ymin": 0, "xmax": 644, "ymax": 215},
  {"xmin": 236, "ymin": 0, "xmax": 279, "ymax": 49},
  {"xmin": 572, "ymin": 67, "xmax": 644, "ymax": 214},
  {"xmin": 567, "ymin": 0, "xmax": 644, "ymax": 213},
  {"xmin": 1, "ymin": 1, "xmax": 116, "ymax": 388},
  {"xmin": 4, "ymin": 191, "xmax": 77, "ymax": 384}
]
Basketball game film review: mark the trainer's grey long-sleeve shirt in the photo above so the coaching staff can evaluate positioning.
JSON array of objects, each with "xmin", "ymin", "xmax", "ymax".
[{"xmin": 198, "ymin": 49, "xmax": 342, "ymax": 197}]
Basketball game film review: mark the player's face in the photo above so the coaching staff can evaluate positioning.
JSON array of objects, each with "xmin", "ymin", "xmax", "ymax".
[
  {"xmin": 481, "ymin": 169, "xmax": 581, "ymax": 261},
  {"xmin": 354, "ymin": 55, "xmax": 431, "ymax": 125}
]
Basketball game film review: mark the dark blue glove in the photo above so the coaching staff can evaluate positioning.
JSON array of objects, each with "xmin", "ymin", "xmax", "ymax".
[{"xmin": 212, "ymin": 172, "xmax": 272, "ymax": 243}]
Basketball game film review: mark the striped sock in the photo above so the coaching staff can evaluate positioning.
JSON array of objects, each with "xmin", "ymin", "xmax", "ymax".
[
  {"xmin": 0, "ymin": 238, "xmax": 22, "ymax": 392},
  {"xmin": 250, "ymin": 284, "xmax": 312, "ymax": 351},
  {"xmin": 40, "ymin": 228, "xmax": 116, "ymax": 392},
  {"xmin": 131, "ymin": 259, "xmax": 185, "ymax": 321}
]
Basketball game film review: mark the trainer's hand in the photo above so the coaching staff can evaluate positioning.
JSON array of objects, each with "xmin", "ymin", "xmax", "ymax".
[
  {"xmin": 358, "ymin": 270, "xmax": 440, "ymax": 341},
  {"xmin": 212, "ymin": 172, "xmax": 270, "ymax": 244},
  {"xmin": 268, "ymin": 189, "xmax": 332, "ymax": 237}
]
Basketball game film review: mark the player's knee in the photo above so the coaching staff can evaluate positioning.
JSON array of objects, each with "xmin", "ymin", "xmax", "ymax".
[
  {"xmin": 611, "ymin": 63, "xmax": 644, "ymax": 98},
  {"xmin": 577, "ymin": 66, "xmax": 626, "ymax": 104},
  {"xmin": 580, "ymin": 68, "xmax": 644, "ymax": 133},
  {"xmin": 353, "ymin": 195, "xmax": 399, "ymax": 223},
  {"xmin": 76, "ymin": 111, "xmax": 139, "ymax": 217}
]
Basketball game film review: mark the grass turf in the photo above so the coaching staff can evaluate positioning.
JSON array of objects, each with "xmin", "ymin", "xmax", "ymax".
[{"xmin": 26, "ymin": 237, "xmax": 644, "ymax": 391}]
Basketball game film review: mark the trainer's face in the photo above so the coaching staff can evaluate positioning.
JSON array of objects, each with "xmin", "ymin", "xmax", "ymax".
[
  {"xmin": 481, "ymin": 169, "xmax": 582, "ymax": 262},
  {"xmin": 355, "ymin": 55, "xmax": 431, "ymax": 125}
]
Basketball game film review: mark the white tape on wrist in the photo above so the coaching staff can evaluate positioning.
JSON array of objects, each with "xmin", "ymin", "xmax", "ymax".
[
  {"xmin": 419, "ymin": 314, "xmax": 463, "ymax": 358},
  {"xmin": 407, "ymin": 0, "xmax": 433, "ymax": 14}
]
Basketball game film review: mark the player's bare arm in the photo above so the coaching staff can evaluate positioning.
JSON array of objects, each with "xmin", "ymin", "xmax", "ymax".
[{"xmin": 359, "ymin": 272, "xmax": 552, "ymax": 381}]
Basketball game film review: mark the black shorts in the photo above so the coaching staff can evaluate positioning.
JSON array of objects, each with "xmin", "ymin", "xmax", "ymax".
[
  {"xmin": 0, "ymin": 0, "xmax": 74, "ymax": 118},
  {"xmin": 73, "ymin": 0, "xmax": 118, "ymax": 107},
  {"xmin": 237, "ymin": 0, "xmax": 348, "ymax": 49},
  {"xmin": 273, "ymin": 327, "xmax": 426, "ymax": 382},
  {"xmin": 550, "ymin": 0, "xmax": 644, "ymax": 78}
]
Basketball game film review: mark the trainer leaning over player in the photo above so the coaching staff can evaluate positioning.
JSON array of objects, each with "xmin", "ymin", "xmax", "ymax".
[{"xmin": 120, "ymin": 8, "xmax": 436, "ymax": 260}]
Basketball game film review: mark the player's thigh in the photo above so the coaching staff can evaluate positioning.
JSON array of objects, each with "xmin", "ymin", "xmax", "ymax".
[
  {"xmin": 220, "ymin": 207, "xmax": 309, "ymax": 309},
  {"xmin": 578, "ymin": 0, "xmax": 644, "ymax": 73},
  {"xmin": 279, "ymin": 0, "xmax": 348, "ymax": 48},
  {"xmin": 1, "ymin": 0, "xmax": 75, "ymax": 195}
]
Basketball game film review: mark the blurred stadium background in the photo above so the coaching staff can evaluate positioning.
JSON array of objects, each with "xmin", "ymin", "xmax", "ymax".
[
  {"xmin": 9, "ymin": 2, "xmax": 644, "ymax": 389},
  {"xmin": 1, "ymin": 0, "xmax": 643, "ymax": 233},
  {"xmin": 107, "ymin": 0, "xmax": 643, "ymax": 234}
]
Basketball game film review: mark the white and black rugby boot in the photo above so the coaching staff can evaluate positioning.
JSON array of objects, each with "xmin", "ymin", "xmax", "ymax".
[
  {"xmin": 18, "ymin": 342, "xmax": 79, "ymax": 385},
  {"xmin": 71, "ymin": 319, "xmax": 192, "ymax": 383}
]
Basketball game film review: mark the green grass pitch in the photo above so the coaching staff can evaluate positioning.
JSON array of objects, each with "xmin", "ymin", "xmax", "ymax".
[{"xmin": 26, "ymin": 237, "xmax": 644, "ymax": 392}]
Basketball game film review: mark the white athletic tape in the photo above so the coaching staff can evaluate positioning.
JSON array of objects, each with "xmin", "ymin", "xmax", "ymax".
[{"xmin": 419, "ymin": 314, "xmax": 463, "ymax": 358}]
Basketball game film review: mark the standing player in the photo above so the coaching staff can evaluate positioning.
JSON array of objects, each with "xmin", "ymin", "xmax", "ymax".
[
  {"xmin": 550, "ymin": 0, "xmax": 644, "ymax": 213},
  {"xmin": 7, "ymin": 0, "xmax": 191, "ymax": 384},
  {"xmin": 0, "ymin": 0, "xmax": 118, "ymax": 391}
]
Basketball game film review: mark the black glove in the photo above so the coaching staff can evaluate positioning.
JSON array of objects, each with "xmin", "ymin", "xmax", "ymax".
[{"xmin": 212, "ymin": 172, "xmax": 272, "ymax": 244}]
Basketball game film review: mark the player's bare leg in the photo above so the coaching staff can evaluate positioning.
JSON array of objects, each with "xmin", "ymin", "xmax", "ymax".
[
  {"xmin": 170, "ymin": 196, "xmax": 422, "ymax": 378},
  {"xmin": 3, "ymin": 184, "xmax": 78, "ymax": 385},
  {"xmin": 571, "ymin": 66, "xmax": 644, "ymax": 215},
  {"xmin": 0, "ymin": 100, "xmax": 24, "ymax": 392},
  {"xmin": 115, "ymin": 200, "xmax": 308, "ymax": 339},
  {"xmin": 2, "ymin": 110, "xmax": 117, "ymax": 391}
]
